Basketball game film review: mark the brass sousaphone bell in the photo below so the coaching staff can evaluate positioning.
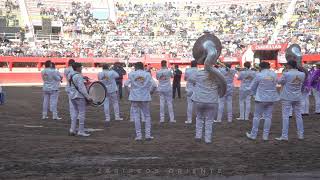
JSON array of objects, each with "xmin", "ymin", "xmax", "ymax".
[
  {"xmin": 192, "ymin": 34, "xmax": 227, "ymax": 97},
  {"xmin": 285, "ymin": 44, "xmax": 308, "ymax": 76},
  {"xmin": 285, "ymin": 44, "xmax": 302, "ymax": 66}
]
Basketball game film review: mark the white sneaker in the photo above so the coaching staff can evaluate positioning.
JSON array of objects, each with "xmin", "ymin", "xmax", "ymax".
[
  {"xmin": 170, "ymin": 120, "xmax": 176, "ymax": 123},
  {"xmin": 135, "ymin": 137, "xmax": 142, "ymax": 141},
  {"xmin": 160, "ymin": 119, "xmax": 165, "ymax": 123},
  {"xmin": 185, "ymin": 121, "xmax": 192, "ymax": 124},
  {"xmin": 42, "ymin": 116, "xmax": 49, "ymax": 120},
  {"xmin": 236, "ymin": 117, "xmax": 244, "ymax": 121},
  {"xmin": 246, "ymin": 132, "xmax": 256, "ymax": 140},
  {"xmin": 262, "ymin": 135, "xmax": 269, "ymax": 141},
  {"xmin": 53, "ymin": 117, "xmax": 62, "ymax": 120},
  {"xmin": 213, "ymin": 120, "xmax": 221, "ymax": 123},
  {"xmin": 77, "ymin": 132, "xmax": 90, "ymax": 137},
  {"xmin": 145, "ymin": 136, "xmax": 154, "ymax": 140},
  {"xmin": 115, "ymin": 117, "xmax": 123, "ymax": 121},
  {"xmin": 298, "ymin": 134, "xmax": 304, "ymax": 140},
  {"xmin": 69, "ymin": 130, "xmax": 76, "ymax": 136},
  {"xmin": 275, "ymin": 136, "xmax": 288, "ymax": 141}
]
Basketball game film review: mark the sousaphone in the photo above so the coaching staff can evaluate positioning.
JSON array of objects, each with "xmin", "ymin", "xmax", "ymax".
[{"xmin": 192, "ymin": 34, "xmax": 227, "ymax": 97}]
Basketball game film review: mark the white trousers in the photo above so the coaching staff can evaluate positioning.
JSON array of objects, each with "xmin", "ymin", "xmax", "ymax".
[
  {"xmin": 159, "ymin": 91, "xmax": 174, "ymax": 122},
  {"xmin": 187, "ymin": 96, "xmax": 193, "ymax": 122},
  {"xmin": 50, "ymin": 90, "xmax": 60, "ymax": 119},
  {"xmin": 70, "ymin": 98, "xmax": 86, "ymax": 133},
  {"xmin": 300, "ymin": 91, "xmax": 310, "ymax": 114},
  {"xmin": 217, "ymin": 94, "xmax": 233, "ymax": 122},
  {"xmin": 104, "ymin": 91, "xmax": 121, "ymax": 121},
  {"xmin": 42, "ymin": 90, "xmax": 59, "ymax": 118},
  {"xmin": 314, "ymin": 89, "xmax": 320, "ymax": 113},
  {"xmin": 239, "ymin": 92, "xmax": 252, "ymax": 120},
  {"xmin": 42, "ymin": 91, "xmax": 51, "ymax": 117},
  {"xmin": 131, "ymin": 101, "xmax": 152, "ymax": 138},
  {"xmin": 67, "ymin": 92, "xmax": 75, "ymax": 120},
  {"xmin": 195, "ymin": 102, "xmax": 218, "ymax": 143},
  {"xmin": 130, "ymin": 105, "xmax": 145, "ymax": 122},
  {"xmin": 250, "ymin": 101, "xmax": 274, "ymax": 138},
  {"xmin": 281, "ymin": 100, "xmax": 304, "ymax": 138}
]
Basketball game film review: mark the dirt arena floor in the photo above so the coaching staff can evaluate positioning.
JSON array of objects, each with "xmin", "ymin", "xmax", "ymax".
[{"xmin": 0, "ymin": 86, "xmax": 320, "ymax": 179}]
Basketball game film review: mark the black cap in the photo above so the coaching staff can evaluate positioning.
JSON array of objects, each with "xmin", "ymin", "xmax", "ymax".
[{"xmin": 72, "ymin": 62, "xmax": 82, "ymax": 71}]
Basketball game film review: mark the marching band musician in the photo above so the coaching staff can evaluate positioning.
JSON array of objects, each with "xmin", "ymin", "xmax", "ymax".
[
  {"xmin": 98, "ymin": 64, "xmax": 123, "ymax": 126},
  {"xmin": 275, "ymin": 60, "xmax": 305, "ymax": 141},
  {"xmin": 64, "ymin": 59, "xmax": 76, "ymax": 120},
  {"xmin": 41, "ymin": 60, "xmax": 63, "ymax": 120},
  {"xmin": 125, "ymin": 62, "xmax": 155, "ymax": 141},
  {"xmin": 246, "ymin": 62, "xmax": 279, "ymax": 141},
  {"xmin": 309, "ymin": 62, "xmax": 320, "ymax": 114},
  {"xmin": 190, "ymin": 33, "xmax": 227, "ymax": 144},
  {"xmin": 50, "ymin": 63, "xmax": 63, "ymax": 120},
  {"xmin": 156, "ymin": 60, "xmax": 176, "ymax": 123},
  {"xmin": 126, "ymin": 70, "xmax": 157, "ymax": 123},
  {"xmin": 300, "ymin": 65, "xmax": 311, "ymax": 116},
  {"xmin": 216, "ymin": 63, "xmax": 237, "ymax": 122},
  {"xmin": 68, "ymin": 62, "xmax": 93, "ymax": 137},
  {"xmin": 237, "ymin": 62, "xmax": 256, "ymax": 121},
  {"xmin": 184, "ymin": 60, "xmax": 198, "ymax": 124}
]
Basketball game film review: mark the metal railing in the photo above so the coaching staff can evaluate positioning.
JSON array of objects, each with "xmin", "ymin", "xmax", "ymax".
[
  {"xmin": 0, "ymin": 32, "xmax": 20, "ymax": 40},
  {"xmin": 34, "ymin": 33, "xmax": 61, "ymax": 42}
]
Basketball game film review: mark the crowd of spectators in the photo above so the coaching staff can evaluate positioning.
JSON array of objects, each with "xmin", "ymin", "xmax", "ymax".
[
  {"xmin": 276, "ymin": 0, "xmax": 320, "ymax": 54},
  {"xmin": 4, "ymin": 0, "xmax": 19, "ymax": 14},
  {"xmin": 0, "ymin": 0, "xmax": 319, "ymax": 58}
]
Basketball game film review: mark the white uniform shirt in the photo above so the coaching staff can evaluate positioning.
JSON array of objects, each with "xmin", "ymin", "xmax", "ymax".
[
  {"xmin": 52, "ymin": 70, "xmax": 62, "ymax": 90},
  {"xmin": 156, "ymin": 68, "xmax": 173, "ymax": 92},
  {"xmin": 189, "ymin": 70, "xmax": 219, "ymax": 104},
  {"xmin": 98, "ymin": 70, "xmax": 119, "ymax": 93},
  {"xmin": 127, "ymin": 70, "xmax": 153, "ymax": 102},
  {"xmin": 69, "ymin": 72, "xmax": 90, "ymax": 100},
  {"xmin": 249, "ymin": 69, "xmax": 280, "ymax": 102},
  {"xmin": 41, "ymin": 68, "xmax": 61, "ymax": 92},
  {"xmin": 185, "ymin": 67, "xmax": 198, "ymax": 93},
  {"xmin": 278, "ymin": 69, "xmax": 305, "ymax": 101},
  {"xmin": 238, "ymin": 69, "xmax": 257, "ymax": 91},
  {"xmin": 219, "ymin": 67, "xmax": 237, "ymax": 95},
  {"xmin": 64, "ymin": 67, "xmax": 74, "ymax": 92}
]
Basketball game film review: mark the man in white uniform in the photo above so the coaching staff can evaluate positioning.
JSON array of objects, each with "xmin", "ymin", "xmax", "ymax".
[
  {"xmin": 216, "ymin": 63, "xmax": 237, "ymax": 122},
  {"xmin": 64, "ymin": 59, "xmax": 76, "ymax": 120},
  {"xmin": 50, "ymin": 63, "xmax": 63, "ymax": 120},
  {"xmin": 69, "ymin": 62, "xmax": 93, "ymax": 137},
  {"xmin": 237, "ymin": 62, "xmax": 256, "ymax": 121},
  {"xmin": 41, "ymin": 60, "xmax": 62, "ymax": 120},
  {"xmin": 189, "ymin": 67, "xmax": 220, "ymax": 144},
  {"xmin": 125, "ymin": 62, "xmax": 154, "ymax": 141},
  {"xmin": 246, "ymin": 62, "xmax": 280, "ymax": 141},
  {"xmin": 98, "ymin": 64, "xmax": 123, "ymax": 125},
  {"xmin": 184, "ymin": 60, "xmax": 198, "ymax": 124},
  {"xmin": 127, "ymin": 70, "xmax": 157, "ymax": 122},
  {"xmin": 156, "ymin": 60, "xmax": 175, "ymax": 123},
  {"xmin": 276, "ymin": 60, "xmax": 305, "ymax": 141}
]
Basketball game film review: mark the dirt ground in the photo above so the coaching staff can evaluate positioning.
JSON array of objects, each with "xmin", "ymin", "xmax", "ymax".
[{"xmin": 0, "ymin": 86, "xmax": 320, "ymax": 179}]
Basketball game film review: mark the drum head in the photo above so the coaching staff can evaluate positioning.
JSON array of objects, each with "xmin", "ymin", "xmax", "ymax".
[{"xmin": 87, "ymin": 81, "xmax": 107, "ymax": 107}]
